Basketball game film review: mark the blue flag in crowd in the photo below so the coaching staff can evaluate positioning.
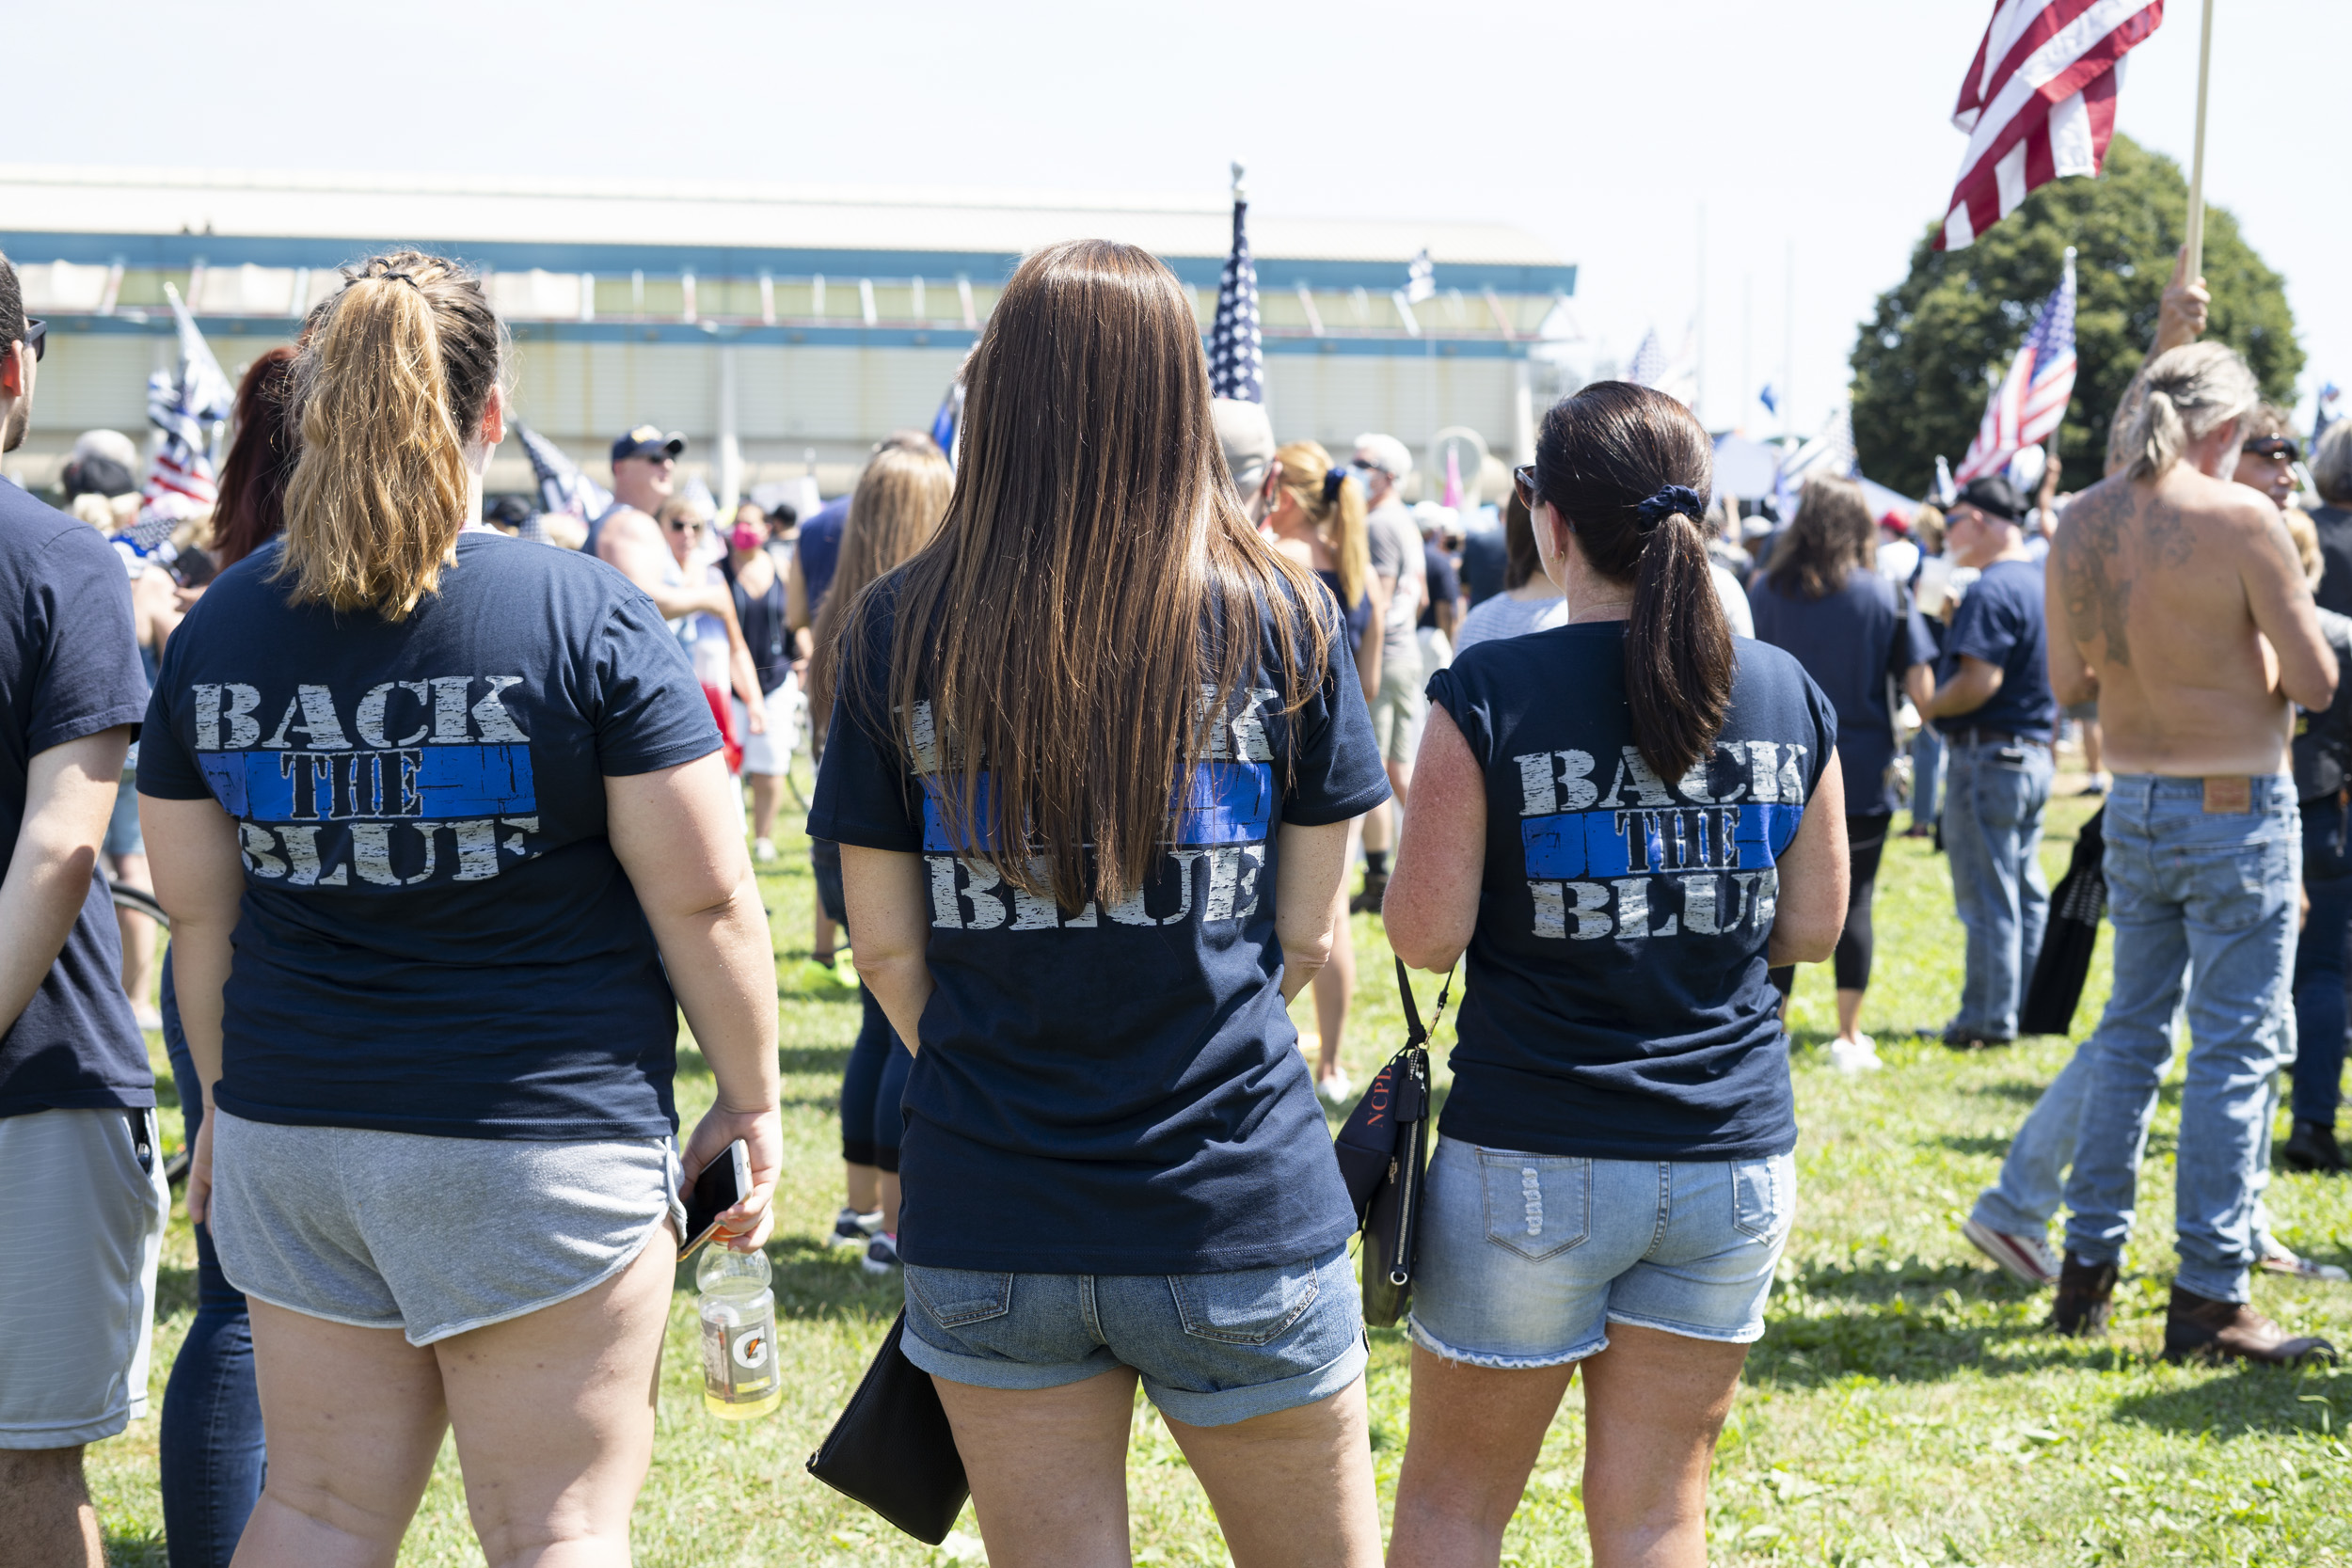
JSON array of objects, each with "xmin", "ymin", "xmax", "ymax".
[
  {"xmin": 1626, "ymin": 327, "xmax": 1668, "ymax": 389},
  {"xmin": 1208, "ymin": 189, "xmax": 1263, "ymax": 404},
  {"xmin": 930, "ymin": 378, "xmax": 965, "ymax": 469},
  {"xmin": 1758, "ymin": 383, "xmax": 1779, "ymax": 417},
  {"xmin": 2317, "ymin": 382, "xmax": 2341, "ymax": 450},
  {"xmin": 517, "ymin": 424, "xmax": 612, "ymax": 527}
]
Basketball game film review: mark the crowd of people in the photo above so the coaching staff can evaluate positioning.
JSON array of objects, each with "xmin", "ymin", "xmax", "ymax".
[{"xmin": 0, "ymin": 227, "xmax": 2343, "ymax": 1568}]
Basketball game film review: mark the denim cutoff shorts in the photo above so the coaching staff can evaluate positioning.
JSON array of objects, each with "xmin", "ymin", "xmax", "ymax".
[
  {"xmin": 1407, "ymin": 1136, "xmax": 1795, "ymax": 1369},
  {"xmin": 899, "ymin": 1242, "xmax": 1366, "ymax": 1427}
]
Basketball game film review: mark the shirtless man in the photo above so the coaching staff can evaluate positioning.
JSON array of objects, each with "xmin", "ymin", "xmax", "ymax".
[
  {"xmin": 2042, "ymin": 341, "xmax": 2337, "ymax": 1365},
  {"xmin": 593, "ymin": 426, "xmax": 765, "ymax": 733}
]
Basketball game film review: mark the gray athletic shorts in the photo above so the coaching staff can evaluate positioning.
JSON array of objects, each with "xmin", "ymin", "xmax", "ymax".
[
  {"xmin": 0, "ymin": 1108, "xmax": 170, "ymax": 1449},
  {"xmin": 209, "ymin": 1111, "xmax": 686, "ymax": 1347}
]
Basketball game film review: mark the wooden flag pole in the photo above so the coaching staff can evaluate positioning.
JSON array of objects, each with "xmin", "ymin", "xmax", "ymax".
[{"xmin": 2183, "ymin": 0, "xmax": 2216, "ymax": 283}]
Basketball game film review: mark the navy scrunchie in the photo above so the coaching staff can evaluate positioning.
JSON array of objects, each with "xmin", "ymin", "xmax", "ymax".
[
  {"xmin": 1632, "ymin": 484, "xmax": 1705, "ymax": 531},
  {"xmin": 1323, "ymin": 467, "xmax": 1348, "ymax": 504}
]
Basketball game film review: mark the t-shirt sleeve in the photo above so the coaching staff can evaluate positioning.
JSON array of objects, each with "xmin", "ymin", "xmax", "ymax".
[
  {"xmin": 1280, "ymin": 597, "xmax": 1391, "ymax": 827},
  {"xmin": 1797, "ymin": 664, "xmax": 1840, "ymax": 800},
  {"xmin": 1893, "ymin": 603, "xmax": 1937, "ymax": 673},
  {"xmin": 1945, "ymin": 576, "xmax": 2022, "ymax": 669},
  {"xmin": 805, "ymin": 604, "xmax": 922, "ymax": 851},
  {"xmin": 590, "ymin": 586, "xmax": 723, "ymax": 775},
  {"xmin": 27, "ymin": 530, "xmax": 147, "ymax": 757},
  {"xmin": 135, "ymin": 612, "xmax": 210, "ymax": 801},
  {"xmin": 1424, "ymin": 659, "xmax": 1496, "ymax": 770}
]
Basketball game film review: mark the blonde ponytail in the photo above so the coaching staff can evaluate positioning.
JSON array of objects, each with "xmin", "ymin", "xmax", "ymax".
[
  {"xmin": 278, "ymin": 252, "xmax": 504, "ymax": 620},
  {"xmin": 1274, "ymin": 439, "xmax": 1372, "ymax": 611}
]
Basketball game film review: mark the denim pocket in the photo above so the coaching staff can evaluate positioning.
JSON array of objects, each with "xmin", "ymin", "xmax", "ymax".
[
  {"xmin": 1478, "ymin": 1151, "xmax": 1592, "ymax": 1261},
  {"xmin": 1730, "ymin": 1158, "xmax": 1791, "ymax": 1242},
  {"xmin": 903, "ymin": 1265, "xmax": 1015, "ymax": 1328},
  {"xmin": 1168, "ymin": 1257, "xmax": 1321, "ymax": 1346},
  {"xmin": 2180, "ymin": 833, "xmax": 2292, "ymax": 934}
]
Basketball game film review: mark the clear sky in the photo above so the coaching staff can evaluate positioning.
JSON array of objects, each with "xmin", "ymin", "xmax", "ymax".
[{"xmin": 13, "ymin": 0, "xmax": 2344, "ymax": 467}]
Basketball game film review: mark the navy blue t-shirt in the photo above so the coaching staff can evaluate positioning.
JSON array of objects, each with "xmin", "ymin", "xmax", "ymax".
[
  {"xmin": 807, "ymin": 577, "xmax": 1391, "ymax": 1273},
  {"xmin": 796, "ymin": 496, "xmax": 849, "ymax": 613},
  {"xmin": 1427, "ymin": 625, "xmax": 1836, "ymax": 1162},
  {"xmin": 1934, "ymin": 558, "xmax": 2056, "ymax": 742},
  {"xmin": 0, "ymin": 481, "xmax": 152, "ymax": 1117},
  {"xmin": 1748, "ymin": 567, "xmax": 1935, "ymax": 816},
  {"xmin": 137, "ymin": 533, "xmax": 721, "ymax": 1140}
]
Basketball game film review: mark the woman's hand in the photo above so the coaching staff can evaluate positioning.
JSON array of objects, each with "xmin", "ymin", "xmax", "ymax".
[
  {"xmin": 683, "ymin": 1103, "xmax": 784, "ymax": 1252},
  {"xmin": 186, "ymin": 1114, "xmax": 215, "ymax": 1227}
]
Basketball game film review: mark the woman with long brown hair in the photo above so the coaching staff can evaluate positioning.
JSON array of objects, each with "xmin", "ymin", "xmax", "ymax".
[
  {"xmin": 810, "ymin": 239, "xmax": 1390, "ymax": 1567},
  {"xmin": 1383, "ymin": 382, "xmax": 1850, "ymax": 1567},
  {"xmin": 1750, "ymin": 474, "xmax": 1937, "ymax": 1073},
  {"xmin": 138, "ymin": 252, "xmax": 780, "ymax": 1567},
  {"xmin": 803, "ymin": 437, "xmax": 953, "ymax": 1273},
  {"xmin": 1259, "ymin": 438, "xmax": 1378, "ymax": 1103}
]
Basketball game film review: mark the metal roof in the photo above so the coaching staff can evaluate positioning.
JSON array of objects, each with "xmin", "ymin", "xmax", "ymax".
[{"xmin": 0, "ymin": 165, "xmax": 1576, "ymax": 295}]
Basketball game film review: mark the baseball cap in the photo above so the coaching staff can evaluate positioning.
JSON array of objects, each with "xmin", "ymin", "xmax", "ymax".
[
  {"xmin": 1955, "ymin": 474, "xmax": 2025, "ymax": 524},
  {"xmin": 612, "ymin": 425, "xmax": 686, "ymax": 464},
  {"xmin": 1213, "ymin": 398, "xmax": 1276, "ymax": 492}
]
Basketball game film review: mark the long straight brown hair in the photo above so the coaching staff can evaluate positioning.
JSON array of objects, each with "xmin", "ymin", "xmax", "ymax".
[{"xmin": 836, "ymin": 238, "xmax": 1333, "ymax": 909}]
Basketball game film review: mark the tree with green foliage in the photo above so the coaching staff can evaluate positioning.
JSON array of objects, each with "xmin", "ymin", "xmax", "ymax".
[{"xmin": 1849, "ymin": 135, "xmax": 2300, "ymax": 497}]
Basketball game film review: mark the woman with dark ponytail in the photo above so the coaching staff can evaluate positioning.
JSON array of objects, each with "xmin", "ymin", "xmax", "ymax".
[{"xmin": 1383, "ymin": 382, "xmax": 1851, "ymax": 1566}]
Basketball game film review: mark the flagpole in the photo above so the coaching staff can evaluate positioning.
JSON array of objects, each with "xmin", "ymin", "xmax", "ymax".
[{"xmin": 2183, "ymin": 0, "xmax": 2216, "ymax": 283}]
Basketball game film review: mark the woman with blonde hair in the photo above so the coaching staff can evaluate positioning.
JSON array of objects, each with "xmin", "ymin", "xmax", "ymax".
[
  {"xmin": 811, "ymin": 239, "xmax": 1389, "ymax": 1567},
  {"xmin": 1260, "ymin": 438, "xmax": 1381, "ymax": 1103},
  {"xmin": 138, "ymin": 252, "xmax": 781, "ymax": 1568},
  {"xmin": 804, "ymin": 436, "xmax": 954, "ymax": 1272}
]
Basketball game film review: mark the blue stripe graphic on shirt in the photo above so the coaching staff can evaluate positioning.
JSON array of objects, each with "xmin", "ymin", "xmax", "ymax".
[
  {"xmin": 198, "ymin": 745, "xmax": 537, "ymax": 822},
  {"xmin": 1520, "ymin": 802, "xmax": 1803, "ymax": 880},
  {"xmin": 920, "ymin": 762, "xmax": 1275, "ymax": 852}
]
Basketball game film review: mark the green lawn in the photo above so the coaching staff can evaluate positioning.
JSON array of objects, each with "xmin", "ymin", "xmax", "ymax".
[{"xmin": 88, "ymin": 789, "xmax": 2352, "ymax": 1566}]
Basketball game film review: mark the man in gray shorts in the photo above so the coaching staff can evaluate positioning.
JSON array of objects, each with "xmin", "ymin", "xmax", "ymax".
[
  {"xmin": 1353, "ymin": 433, "xmax": 1427, "ymax": 911},
  {"xmin": 0, "ymin": 251, "xmax": 170, "ymax": 1566}
]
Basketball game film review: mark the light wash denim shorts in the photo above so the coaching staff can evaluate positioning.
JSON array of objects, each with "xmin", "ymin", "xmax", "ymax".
[
  {"xmin": 1407, "ymin": 1135, "xmax": 1795, "ymax": 1369},
  {"xmin": 899, "ymin": 1242, "xmax": 1366, "ymax": 1427}
]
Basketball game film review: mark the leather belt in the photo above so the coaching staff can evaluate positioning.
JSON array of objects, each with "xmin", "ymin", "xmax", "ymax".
[{"xmin": 1947, "ymin": 727, "xmax": 2051, "ymax": 750}]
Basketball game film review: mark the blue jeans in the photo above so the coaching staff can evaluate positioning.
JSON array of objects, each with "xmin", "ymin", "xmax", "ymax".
[
  {"xmin": 1971, "ymin": 1037, "xmax": 2098, "ymax": 1237},
  {"xmin": 2061, "ymin": 775, "xmax": 2299, "ymax": 1303},
  {"xmin": 1941, "ymin": 737, "xmax": 2053, "ymax": 1037},
  {"xmin": 1911, "ymin": 725, "xmax": 1945, "ymax": 830},
  {"xmin": 2291, "ymin": 796, "xmax": 2352, "ymax": 1127},
  {"xmin": 159, "ymin": 958, "xmax": 265, "ymax": 1568}
]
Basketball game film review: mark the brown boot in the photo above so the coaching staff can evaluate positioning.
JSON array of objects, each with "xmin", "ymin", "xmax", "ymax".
[
  {"xmin": 2048, "ymin": 1252, "xmax": 2118, "ymax": 1337},
  {"xmin": 2162, "ymin": 1286, "xmax": 2340, "ymax": 1366}
]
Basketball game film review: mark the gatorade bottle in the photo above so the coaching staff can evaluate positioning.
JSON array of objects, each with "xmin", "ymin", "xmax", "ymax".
[{"xmin": 696, "ymin": 1245, "xmax": 781, "ymax": 1420}]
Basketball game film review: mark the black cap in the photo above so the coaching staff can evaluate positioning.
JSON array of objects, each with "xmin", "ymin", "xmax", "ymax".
[
  {"xmin": 611, "ymin": 425, "xmax": 686, "ymax": 464},
  {"xmin": 1955, "ymin": 474, "xmax": 2025, "ymax": 524}
]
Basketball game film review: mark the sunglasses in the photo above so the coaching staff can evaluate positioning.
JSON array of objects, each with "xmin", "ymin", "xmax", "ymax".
[
  {"xmin": 19, "ymin": 317, "xmax": 44, "ymax": 363},
  {"xmin": 2242, "ymin": 436, "xmax": 2300, "ymax": 462},
  {"xmin": 1513, "ymin": 463, "xmax": 1539, "ymax": 508},
  {"xmin": 665, "ymin": 518, "xmax": 701, "ymax": 533}
]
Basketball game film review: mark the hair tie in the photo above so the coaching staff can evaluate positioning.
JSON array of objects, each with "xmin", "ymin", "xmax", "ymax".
[
  {"xmin": 1632, "ymin": 484, "xmax": 1704, "ymax": 531},
  {"xmin": 1323, "ymin": 467, "xmax": 1347, "ymax": 504},
  {"xmin": 374, "ymin": 270, "xmax": 419, "ymax": 288}
]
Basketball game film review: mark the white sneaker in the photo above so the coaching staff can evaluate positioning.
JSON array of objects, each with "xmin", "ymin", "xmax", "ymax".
[
  {"xmin": 1315, "ymin": 1070, "xmax": 1354, "ymax": 1108},
  {"xmin": 1828, "ymin": 1035, "xmax": 1883, "ymax": 1073},
  {"xmin": 754, "ymin": 837, "xmax": 777, "ymax": 863},
  {"xmin": 830, "ymin": 1207, "xmax": 882, "ymax": 1249},
  {"xmin": 1962, "ymin": 1215, "xmax": 2062, "ymax": 1287},
  {"xmin": 862, "ymin": 1233, "xmax": 901, "ymax": 1275}
]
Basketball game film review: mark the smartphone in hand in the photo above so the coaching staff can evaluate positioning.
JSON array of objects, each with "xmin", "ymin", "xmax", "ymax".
[{"xmin": 679, "ymin": 1139, "xmax": 752, "ymax": 1259}]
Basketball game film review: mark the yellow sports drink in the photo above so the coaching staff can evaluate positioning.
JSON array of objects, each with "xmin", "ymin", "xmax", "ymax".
[{"xmin": 696, "ymin": 1245, "xmax": 781, "ymax": 1419}]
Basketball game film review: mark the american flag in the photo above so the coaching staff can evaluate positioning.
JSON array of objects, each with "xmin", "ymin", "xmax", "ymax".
[
  {"xmin": 135, "ymin": 283, "xmax": 234, "ymax": 545},
  {"xmin": 1207, "ymin": 181, "xmax": 1263, "ymax": 404},
  {"xmin": 1956, "ymin": 249, "xmax": 2078, "ymax": 483},
  {"xmin": 1936, "ymin": 0, "xmax": 2165, "ymax": 251},
  {"xmin": 516, "ymin": 423, "xmax": 612, "ymax": 526},
  {"xmin": 1626, "ymin": 327, "xmax": 1668, "ymax": 388},
  {"xmin": 1775, "ymin": 403, "xmax": 1858, "ymax": 524}
]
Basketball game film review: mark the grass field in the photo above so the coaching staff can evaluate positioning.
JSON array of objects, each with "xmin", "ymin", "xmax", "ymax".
[{"xmin": 86, "ymin": 787, "xmax": 2352, "ymax": 1566}]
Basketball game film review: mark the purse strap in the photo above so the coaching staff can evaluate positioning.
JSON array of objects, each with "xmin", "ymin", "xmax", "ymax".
[{"xmin": 1393, "ymin": 956, "xmax": 1454, "ymax": 1051}]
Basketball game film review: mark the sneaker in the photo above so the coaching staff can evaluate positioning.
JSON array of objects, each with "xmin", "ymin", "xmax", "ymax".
[
  {"xmin": 1941, "ymin": 1024, "xmax": 2016, "ymax": 1052},
  {"xmin": 1315, "ymin": 1070, "xmax": 1354, "ymax": 1108},
  {"xmin": 1963, "ymin": 1216, "xmax": 2060, "ymax": 1287},
  {"xmin": 2259, "ymin": 1245, "xmax": 2351, "ymax": 1284},
  {"xmin": 2162, "ymin": 1284, "xmax": 2337, "ymax": 1366},
  {"xmin": 832, "ymin": 949, "xmax": 860, "ymax": 987},
  {"xmin": 2048, "ymin": 1252, "xmax": 2119, "ymax": 1337},
  {"xmin": 131, "ymin": 1003, "xmax": 164, "ymax": 1033},
  {"xmin": 862, "ymin": 1232, "xmax": 901, "ymax": 1275},
  {"xmin": 754, "ymin": 837, "xmax": 778, "ymax": 863},
  {"xmin": 1828, "ymin": 1035, "xmax": 1883, "ymax": 1073},
  {"xmin": 2078, "ymin": 776, "xmax": 2109, "ymax": 797},
  {"xmin": 1348, "ymin": 872, "xmax": 1388, "ymax": 916},
  {"xmin": 831, "ymin": 1207, "xmax": 882, "ymax": 1249},
  {"xmin": 2280, "ymin": 1119, "xmax": 2348, "ymax": 1175}
]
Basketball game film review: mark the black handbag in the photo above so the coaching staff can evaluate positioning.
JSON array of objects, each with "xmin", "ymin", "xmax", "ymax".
[
  {"xmin": 1333, "ymin": 958, "xmax": 1451, "ymax": 1328},
  {"xmin": 804, "ymin": 1310, "xmax": 970, "ymax": 1545}
]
